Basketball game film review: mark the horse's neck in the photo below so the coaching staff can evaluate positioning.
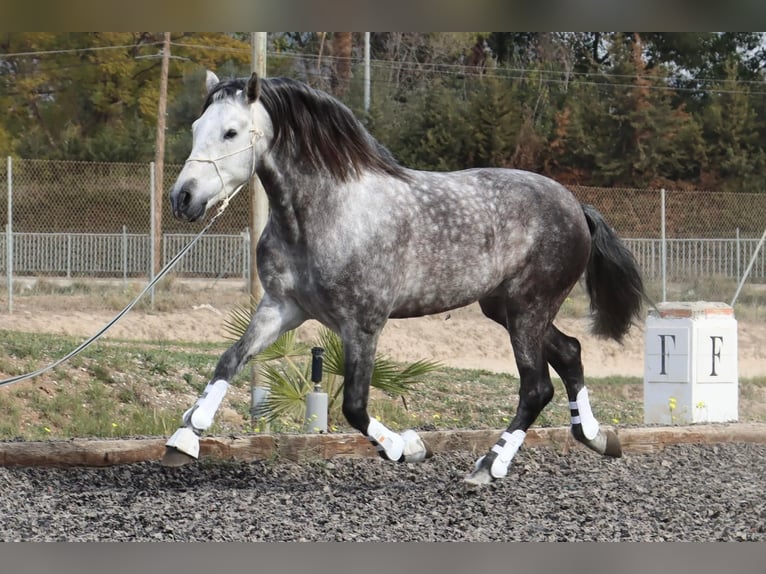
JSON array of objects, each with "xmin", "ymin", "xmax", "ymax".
[{"xmin": 257, "ymin": 160, "xmax": 338, "ymax": 244}]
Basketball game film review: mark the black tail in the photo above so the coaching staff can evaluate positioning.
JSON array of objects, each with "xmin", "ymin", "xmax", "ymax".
[{"xmin": 581, "ymin": 204, "xmax": 646, "ymax": 342}]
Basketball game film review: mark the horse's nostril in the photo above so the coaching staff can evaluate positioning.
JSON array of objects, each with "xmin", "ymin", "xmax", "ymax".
[
  {"xmin": 178, "ymin": 189, "xmax": 191, "ymax": 209},
  {"xmin": 171, "ymin": 180, "xmax": 195, "ymax": 216}
]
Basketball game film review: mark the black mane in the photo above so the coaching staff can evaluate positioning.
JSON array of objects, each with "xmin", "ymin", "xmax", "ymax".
[{"xmin": 204, "ymin": 77, "xmax": 409, "ymax": 183}]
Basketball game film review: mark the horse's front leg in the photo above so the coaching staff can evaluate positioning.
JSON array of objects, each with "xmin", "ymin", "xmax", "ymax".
[
  {"xmin": 341, "ymin": 329, "xmax": 432, "ymax": 464},
  {"xmin": 162, "ymin": 295, "xmax": 304, "ymax": 466}
]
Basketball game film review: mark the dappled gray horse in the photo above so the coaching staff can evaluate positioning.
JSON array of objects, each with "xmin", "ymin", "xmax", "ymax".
[{"xmin": 164, "ymin": 71, "xmax": 646, "ymax": 485}]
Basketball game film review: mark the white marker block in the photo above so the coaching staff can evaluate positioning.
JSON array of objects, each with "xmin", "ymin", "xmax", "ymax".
[{"xmin": 644, "ymin": 302, "xmax": 738, "ymax": 424}]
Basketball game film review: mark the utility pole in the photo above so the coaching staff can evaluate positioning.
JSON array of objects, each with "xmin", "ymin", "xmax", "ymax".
[
  {"xmin": 250, "ymin": 32, "xmax": 268, "ymax": 302},
  {"xmin": 250, "ymin": 32, "xmax": 270, "ymax": 430},
  {"xmin": 364, "ymin": 32, "xmax": 371, "ymax": 114},
  {"xmin": 153, "ymin": 32, "xmax": 170, "ymax": 280}
]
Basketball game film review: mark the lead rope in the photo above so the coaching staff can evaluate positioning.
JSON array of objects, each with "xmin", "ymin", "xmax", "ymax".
[
  {"xmin": 1, "ymin": 122, "xmax": 263, "ymax": 388},
  {"xmin": 0, "ymin": 180, "xmax": 247, "ymax": 388}
]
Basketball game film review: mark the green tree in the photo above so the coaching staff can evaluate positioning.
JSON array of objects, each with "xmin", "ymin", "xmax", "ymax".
[
  {"xmin": 462, "ymin": 76, "xmax": 517, "ymax": 168},
  {"xmin": 390, "ymin": 79, "xmax": 470, "ymax": 171},
  {"xmin": 0, "ymin": 33, "xmax": 250, "ymax": 162},
  {"xmin": 549, "ymin": 33, "xmax": 705, "ymax": 187},
  {"xmin": 699, "ymin": 57, "xmax": 766, "ymax": 192}
]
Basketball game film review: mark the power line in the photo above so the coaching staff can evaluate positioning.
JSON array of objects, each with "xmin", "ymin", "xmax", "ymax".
[
  {"xmin": 0, "ymin": 43, "xmax": 162, "ymax": 59},
  {"xmin": 166, "ymin": 42, "xmax": 766, "ymax": 95},
  {"xmin": 5, "ymin": 39, "xmax": 765, "ymax": 90},
  {"xmin": 169, "ymin": 41, "xmax": 248, "ymax": 55},
  {"xmin": 3, "ymin": 38, "xmax": 766, "ymax": 98}
]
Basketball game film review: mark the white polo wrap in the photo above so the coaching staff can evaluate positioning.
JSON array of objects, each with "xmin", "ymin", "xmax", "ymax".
[
  {"xmin": 183, "ymin": 379, "xmax": 229, "ymax": 432},
  {"xmin": 489, "ymin": 429, "xmax": 526, "ymax": 478},
  {"xmin": 366, "ymin": 418, "xmax": 404, "ymax": 461},
  {"xmin": 570, "ymin": 386, "xmax": 599, "ymax": 440}
]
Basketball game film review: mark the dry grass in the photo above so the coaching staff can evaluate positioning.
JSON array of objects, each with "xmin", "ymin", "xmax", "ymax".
[{"xmin": 1, "ymin": 276, "xmax": 764, "ymax": 440}]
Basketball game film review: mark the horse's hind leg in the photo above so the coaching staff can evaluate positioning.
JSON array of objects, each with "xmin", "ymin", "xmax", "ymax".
[
  {"xmin": 162, "ymin": 295, "xmax": 304, "ymax": 466},
  {"xmin": 544, "ymin": 325, "xmax": 621, "ymax": 457},
  {"xmin": 465, "ymin": 298, "xmax": 555, "ymax": 485}
]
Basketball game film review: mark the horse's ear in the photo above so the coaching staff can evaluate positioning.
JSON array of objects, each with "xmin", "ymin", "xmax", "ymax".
[
  {"xmin": 247, "ymin": 72, "xmax": 261, "ymax": 104},
  {"xmin": 205, "ymin": 70, "xmax": 220, "ymax": 94}
]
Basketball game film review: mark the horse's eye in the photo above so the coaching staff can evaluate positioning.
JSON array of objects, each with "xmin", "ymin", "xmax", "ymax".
[{"xmin": 224, "ymin": 129, "xmax": 237, "ymax": 140}]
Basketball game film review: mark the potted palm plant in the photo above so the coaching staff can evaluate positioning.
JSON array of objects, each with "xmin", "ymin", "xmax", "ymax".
[{"xmin": 223, "ymin": 299, "xmax": 440, "ymax": 431}]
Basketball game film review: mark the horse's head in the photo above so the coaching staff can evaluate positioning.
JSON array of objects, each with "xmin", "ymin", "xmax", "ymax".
[{"xmin": 170, "ymin": 71, "xmax": 271, "ymax": 222}]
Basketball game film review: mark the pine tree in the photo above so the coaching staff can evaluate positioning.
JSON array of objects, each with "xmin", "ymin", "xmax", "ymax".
[
  {"xmin": 463, "ymin": 76, "xmax": 517, "ymax": 168},
  {"xmin": 391, "ymin": 79, "xmax": 469, "ymax": 171},
  {"xmin": 549, "ymin": 33, "xmax": 705, "ymax": 187},
  {"xmin": 1, "ymin": 33, "xmax": 250, "ymax": 162},
  {"xmin": 700, "ymin": 57, "xmax": 766, "ymax": 192}
]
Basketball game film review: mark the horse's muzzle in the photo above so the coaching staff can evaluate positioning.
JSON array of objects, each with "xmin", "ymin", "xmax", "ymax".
[{"xmin": 170, "ymin": 180, "xmax": 206, "ymax": 222}]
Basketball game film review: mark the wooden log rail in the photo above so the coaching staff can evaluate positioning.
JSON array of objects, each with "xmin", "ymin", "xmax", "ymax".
[{"xmin": 0, "ymin": 423, "xmax": 764, "ymax": 467}]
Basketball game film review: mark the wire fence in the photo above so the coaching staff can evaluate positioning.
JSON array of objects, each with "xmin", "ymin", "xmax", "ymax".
[{"xmin": 1, "ymin": 158, "xmax": 765, "ymax": 301}]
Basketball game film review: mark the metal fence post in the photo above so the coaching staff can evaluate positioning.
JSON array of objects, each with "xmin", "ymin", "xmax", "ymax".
[
  {"xmin": 661, "ymin": 188, "xmax": 667, "ymax": 302},
  {"xmin": 122, "ymin": 225, "xmax": 128, "ymax": 285},
  {"xmin": 243, "ymin": 228, "xmax": 251, "ymax": 291},
  {"xmin": 736, "ymin": 227, "xmax": 741, "ymax": 284},
  {"xmin": 731, "ymin": 228, "xmax": 766, "ymax": 307},
  {"xmin": 66, "ymin": 234, "xmax": 72, "ymax": 278},
  {"xmin": 6, "ymin": 156, "xmax": 12, "ymax": 314},
  {"xmin": 149, "ymin": 161, "xmax": 156, "ymax": 308}
]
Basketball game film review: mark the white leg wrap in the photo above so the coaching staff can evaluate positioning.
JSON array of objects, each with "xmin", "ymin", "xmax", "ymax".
[
  {"xmin": 488, "ymin": 429, "xmax": 526, "ymax": 479},
  {"xmin": 367, "ymin": 418, "xmax": 404, "ymax": 462},
  {"xmin": 570, "ymin": 386, "xmax": 599, "ymax": 440},
  {"xmin": 183, "ymin": 379, "xmax": 229, "ymax": 432},
  {"xmin": 401, "ymin": 429, "xmax": 429, "ymax": 463}
]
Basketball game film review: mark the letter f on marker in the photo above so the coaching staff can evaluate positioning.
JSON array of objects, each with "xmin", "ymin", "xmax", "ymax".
[
  {"xmin": 658, "ymin": 334, "xmax": 676, "ymax": 375},
  {"xmin": 710, "ymin": 336, "xmax": 723, "ymax": 376}
]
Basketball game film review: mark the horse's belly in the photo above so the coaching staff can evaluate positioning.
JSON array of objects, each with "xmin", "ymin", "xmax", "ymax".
[
  {"xmin": 389, "ymin": 298, "xmax": 479, "ymax": 319},
  {"xmin": 389, "ymin": 269, "xmax": 500, "ymax": 318}
]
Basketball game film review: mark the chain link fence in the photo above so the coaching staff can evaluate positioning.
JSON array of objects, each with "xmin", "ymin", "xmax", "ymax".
[{"xmin": 1, "ymin": 158, "xmax": 765, "ymax": 300}]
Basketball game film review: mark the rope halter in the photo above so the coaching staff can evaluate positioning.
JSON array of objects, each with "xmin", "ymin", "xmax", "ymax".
[{"xmin": 183, "ymin": 126, "xmax": 264, "ymax": 206}]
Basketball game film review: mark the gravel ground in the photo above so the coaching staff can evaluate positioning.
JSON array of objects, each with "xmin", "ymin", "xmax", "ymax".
[{"xmin": 1, "ymin": 442, "xmax": 764, "ymax": 542}]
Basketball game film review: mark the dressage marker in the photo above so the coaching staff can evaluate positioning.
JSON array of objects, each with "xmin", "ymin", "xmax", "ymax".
[
  {"xmin": 644, "ymin": 301, "xmax": 738, "ymax": 425},
  {"xmin": 163, "ymin": 71, "xmax": 647, "ymax": 485}
]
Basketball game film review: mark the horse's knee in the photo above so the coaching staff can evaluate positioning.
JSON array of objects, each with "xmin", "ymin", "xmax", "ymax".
[
  {"xmin": 213, "ymin": 344, "xmax": 245, "ymax": 381},
  {"xmin": 540, "ymin": 381, "xmax": 555, "ymax": 406},
  {"xmin": 520, "ymin": 380, "xmax": 554, "ymax": 413}
]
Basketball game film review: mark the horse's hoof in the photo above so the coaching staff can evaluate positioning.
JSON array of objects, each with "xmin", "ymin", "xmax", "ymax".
[
  {"xmin": 164, "ymin": 426, "xmax": 200, "ymax": 459},
  {"xmin": 464, "ymin": 467, "xmax": 493, "ymax": 487},
  {"xmin": 573, "ymin": 426, "xmax": 623, "ymax": 458},
  {"xmin": 603, "ymin": 429, "xmax": 622, "ymax": 458},
  {"xmin": 463, "ymin": 455, "xmax": 494, "ymax": 487},
  {"xmin": 161, "ymin": 446, "xmax": 197, "ymax": 467}
]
